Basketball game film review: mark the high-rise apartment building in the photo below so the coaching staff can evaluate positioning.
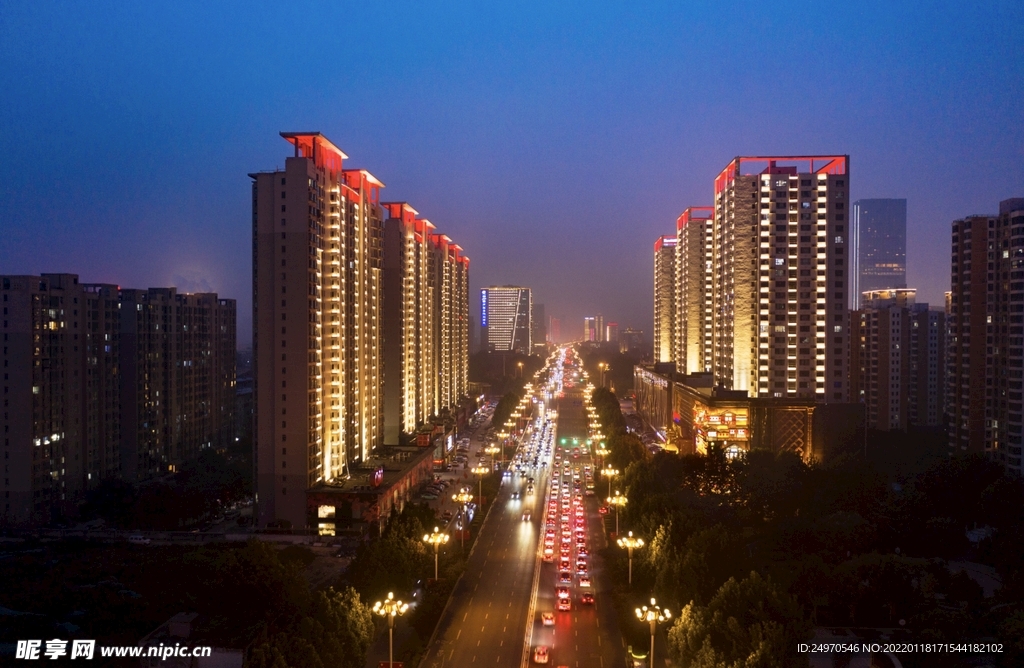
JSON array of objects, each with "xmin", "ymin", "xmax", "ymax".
[
  {"xmin": 428, "ymin": 232, "xmax": 469, "ymax": 421},
  {"xmin": 595, "ymin": 314, "xmax": 605, "ymax": 343},
  {"xmin": 583, "ymin": 316, "xmax": 597, "ymax": 342},
  {"xmin": 851, "ymin": 199, "xmax": 907, "ymax": 309},
  {"xmin": 674, "ymin": 207, "xmax": 714, "ymax": 374},
  {"xmin": 653, "ymin": 235, "xmax": 677, "ymax": 363},
  {"xmin": 252, "ymin": 132, "xmax": 385, "ymax": 528},
  {"xmin": 481, "ymin": 286, "xmax": 531, "ymax": 354},
  {"xmin": 119, "ymin": 288, "xmax": 236, "ymax": 482},
  {"xmin": 1, "ymin": 274, "xmax": 235, "ymax": 527},
  {"xmin": 712, "ymin": 156, "xmax": 850, "ymax": 401},
  {"xmin": 850, "ymin": 289, "xmax": 943, "ymax": 431},
  {"xmin": 948, "ymin": 198, "xmax": 1024, "ymax": 473}
]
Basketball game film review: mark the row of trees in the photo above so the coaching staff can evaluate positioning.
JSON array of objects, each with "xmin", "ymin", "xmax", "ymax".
[
  {"xmin": 589, "ymin": 385, "xmax": 1024, "ymax": 667},
  {"xmin": 80, "ymin": 449, "xmax": 252, "ymax": 530}
]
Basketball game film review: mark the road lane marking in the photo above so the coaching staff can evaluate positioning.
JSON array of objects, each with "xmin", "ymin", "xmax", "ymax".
[
  {"xmin": 463, "ymin": 612, "xmax": 468, "ymax": 621},
  {"xmin": 457, "ymin": 630, "xmax": 462, "ymax": 640}
]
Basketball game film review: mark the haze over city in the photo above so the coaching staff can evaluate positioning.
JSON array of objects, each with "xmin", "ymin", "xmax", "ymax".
[{"xmin": 3, "ymin": 2, "xmax": 1022, "ymax": 343}]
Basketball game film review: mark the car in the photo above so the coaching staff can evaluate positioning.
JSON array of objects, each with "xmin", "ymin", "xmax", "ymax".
[
  {"xmin": 511, "ymin": 491, "xmax": 520, "ymax": 500},
  {"xmin": 541, "ymin": 612, "xmax": 555, "ymax": 626},
  {"xmin": 577, "ymin": 545, "xmax": 589, "ymax": 557},
  {"xmin": 598, "ymin": 506, "xmax": 609, "ymax": 515},
  {"xmin": 442, "ymin": 510, "xmax": 453, "ymax": 521},
  {"xmin": 558, "ymin": 571, "xmax": 573, "ymax": 584},
  {"xmin": 523, "ymin": 511, "xmax": 531, "ymax": 522},
  {"xmin": 581, "ymin": 592, "xmax": 594, "ymax": 605},
  {"xmin": 579, "ymin": 576, "xmax": 591, "ymax": 587},
  {"xmin": 421, "ymin": 493, "xmax": 438, "ymax": 500},
  {"xmin": 557, "ymin": 597, "xmax": 571, "ymax": 611},
  {"xmin": 576, "ymin": 563, "xmax": 587, "ymax": 575},
  {"xmin": 533, "ymin": 645, "xmax": 550, "ymax": 664}
]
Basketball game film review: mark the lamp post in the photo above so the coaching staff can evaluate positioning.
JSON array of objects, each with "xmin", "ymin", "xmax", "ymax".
[
  {"xmin": 601, "ymin": 466, "xmax": 619, "ymax": 498},
  {"xmin": 617, "ymin": 530, "xmax": 644, "ymax": 585},
  {"xmin": 606, "ymin": 490, "xmax": 627, "ymax": 536},
  {"xmin": 451, "ymin": 487, "xmax": 474, "ymax": 551},
  {"xmin": 598, "ymin": 362, "xmax": 606, "ymax": 387},
  {"xmin": 635, "ymin": 598, "xmax": 670, "ymax": 668},
  {"xmin": 485, "ymin": 444, "xmax": 501, "ymax": 467},
  {"xmin": 471, "ymin": 466, "xmax": 489, "ymax": 507},
  {"xmin": 595, "ymin": 445, "xmax": 609, "ymax": 469},
  {"xmin": 373, "ymin": 592, "xmax": 409, "ymax": 668},
  {"xmin": 517, "ymin": 361, "xmax": 523, "ymax": 378},
  {"xmin": 422, "ymin": 527, "xmax": 449, "ymax": 580}
]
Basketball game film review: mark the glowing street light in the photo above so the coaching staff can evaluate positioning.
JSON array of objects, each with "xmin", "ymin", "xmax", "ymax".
[
  {"xmin": 422, "ymin": 526, "xmax": 449, "ymax": 580},
  {"xmin": 373, "ymin": 592, "xmax": 409, "ymax": 668},
  {"xmin": 617, "ymin": 530, "xmax": 644, "ymax": 585},
  {"xmin": 452, "ymin": 487, "xmax": 474, "ymax": 551},
  {"xmin": 595, "ymin": 445, "xmax": 610, "ymax": 467},
  {"xmin": 606, "ymin": 490, "xmax": 627, "ymax": 536},
  {"xmin": 601, "ymin": 466, "xmax": 619, "ymax": 498},
  {"xmin": 485, "ymin": 444, "xmax": 501, "ymax": 466},
  {"xmin": 635, "ymin": 598, "xmax": 671, "ymax": 668},
  {"xmin": 471, "ymin": 465, "xmax": 489, "ymax": 507},
  {"xmin": 598, "ymin": 362, "xmax": 607, "ymax": 387}
]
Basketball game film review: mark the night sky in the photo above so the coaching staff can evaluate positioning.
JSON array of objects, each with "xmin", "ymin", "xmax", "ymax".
[{"xmin": 2, "ymin": 2, "xmax": 1022, "ymax": 345}]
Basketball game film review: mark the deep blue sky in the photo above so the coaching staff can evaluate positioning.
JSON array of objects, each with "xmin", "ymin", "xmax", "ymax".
[{"xmin": 2, "ymin": 2, "xmax": 1022, "ymax": 345}]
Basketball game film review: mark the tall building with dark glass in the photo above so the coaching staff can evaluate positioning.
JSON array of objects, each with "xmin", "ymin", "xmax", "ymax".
[{"xmin": 851, "ymin": 198, "xmax": 906, "ymax": 309}]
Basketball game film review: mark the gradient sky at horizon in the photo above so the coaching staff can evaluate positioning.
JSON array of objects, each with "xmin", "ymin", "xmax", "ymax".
[{"xmin": 2, "ymin": 1, "xmax": 1022, "ymax": 345}]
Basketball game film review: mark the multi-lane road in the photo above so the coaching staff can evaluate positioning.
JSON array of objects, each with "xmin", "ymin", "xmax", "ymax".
[{"xmin": 420, "ymin": 349, "xmax": 625, "ymax": 668}]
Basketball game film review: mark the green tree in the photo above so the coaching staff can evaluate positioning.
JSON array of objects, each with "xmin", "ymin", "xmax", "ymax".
[{"xmin": 668, "ymin": 571, "xmax": 809, "ymax": 668}]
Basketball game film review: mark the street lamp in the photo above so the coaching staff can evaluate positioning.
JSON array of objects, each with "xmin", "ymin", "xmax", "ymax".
[
  {"xmin": 617, "ymin": 530, "xmax": 644, "ymax": 585},
  {"xmin": 471, "ymin": 466, "xmax": 489, "ymax": 507},
  {"xmin": 601, "ymin": 466, "xmax": 619, "ymax": 498},
  {"xmin": 606, "ymin": 490, "xmax": 627, "ymax": 536},
  {"xmin": 635, "ymin": 598, "xmax": 670, "ymax": 668},
  {"xmin": 451, "ymin": 487, "xmax": 474, "ymax": 551},
  {"xmin": 485, "ymin": 444, "xmax": 501, "ymax": 466},
  {"xmin": 517, "ymin": 361, "xmax": 523, "ymax": 378},
  {"xmin": 598, "ymin": 362, "xmax": 606, "ymax": 387},
  {"xmin": 422, "ymin": 526, "xmax": 449, "ymax": 580},
  {"xmin": 595, "ymin": 445, "xmax": 609, "ymax": 468},
  {"xmin": 373, "ymin": 592, "xmax": 409, "ymax": 668}
]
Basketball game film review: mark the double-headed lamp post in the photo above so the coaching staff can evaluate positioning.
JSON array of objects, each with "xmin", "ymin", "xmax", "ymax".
[
  {"xmin": 452, "ymin": 487, "xmax": 474, "ymax": 551},
  {"xmin": 601, "ymin": 466, "xmax": 619, "ymax": 498},
  {"xmin": 422, "ymin": 526, "xmax": 449, "ymax": 580},
  {"xmin": 617, "ymin": 530, "xmax": 644, "ymax": 585},
  {"xmin": 471, "ymin": 466, "xmax": 489, "ymax": 507},
  {"xmin": 373, "ymin": 592, "xmax": 409, "ymax": 668},
  {"xmin": 598, "ymin": 362, "xmax": 607, "ymax": 387},
  {"xmin": 635, "ymin": 598, "xmax": 671, "ymax": 668},
  {"xmin": 485, "ymin": 444, "xmax": 501, "ymax": 467},
  {"xmin": 595, "ymin": 445, "xmax": 609, "ymax": 468},
  {"xmin": 606, "ymin": 490, "xmax": 627, "ymax": 536}
]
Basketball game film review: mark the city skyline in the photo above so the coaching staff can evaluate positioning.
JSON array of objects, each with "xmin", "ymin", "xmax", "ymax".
[{"xmin": 3, "ymin": 4, "xmax": 1022, "ymax": 345}]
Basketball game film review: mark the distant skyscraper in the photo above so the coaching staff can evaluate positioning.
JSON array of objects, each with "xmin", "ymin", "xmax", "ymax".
[
  {"xmin": 605, "ymin": 321, "xmax": 619, "ymax": 344},
  {"xmin": 482, "ymin": 286, "xmax": 532, "ymax": 353},
  {"xmin": 620, "ymin": 328, "xmax": 644, "ymax": 356},
  {"xmin": 252, "ymin": 132, "xmax": 385, "ymax": 528},
  {"xmin": 595, "ymin": 314, "xmax": 605, "ymax": 342},
  {"xmin": 851, "ymin": 199, "xmax": 907, "ymax": 308},
  {"xmin": 674, "ymin": 207, "xmax": 714, "ymax": 373},
  {"xmin": 533, "ymin": 303, "xmax": 547, "ymax": 346},
  {"xmin": 583, "ymin": 316, "xmax": 596, "ymax": 342},
  {"xmin": 712, "ymin": 156, "xmax": 850, "ymax": 401},
  {"xmin": 948, "ymin": 198, "xmax": 1024, "ymax": 473},
  {"xmin": 549, "ymin": 316, "xmax": 561, "ymax": 344},
  {"xmin": 653, "ymin": 235, "xmax": 677, "ymax": 363}
]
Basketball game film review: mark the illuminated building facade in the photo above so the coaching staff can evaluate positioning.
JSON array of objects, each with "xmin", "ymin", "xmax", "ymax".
[
  {"xmin": 851, "ymin": 199, "xmax": 907, "ymax": 309},
  {"xmin": 252, "ymin": 132, "xmax": 385, "ymax": 528},
  {"xmin": 595, "ymin": 314, "xmax": 605, "ymax": 343},
  {"xmin": 605, "ymin": 321, "xmax": 618, "ymax": 344},
  {"xmin": 674, "ymin": 207, "xmax": 714, "ymax": 373},
  {"xmin": 380, "ymin": 203, "xmax": 469, "ymax": 447},
  {"xmin": 948, "ymin": 198, "xmax": 1024, "ymax": 473},
  {"xmin": 583, "ymin": 316, "xmax": 597, "ymax": 342},
  {"xmin": 653, "ymin": 236, "xmax": 677, "ymax": 363},
  {"xmin": 482, "ymin": 286, "xmax": 531, "ymax": 353},
  {"xmin": 712, "ymin": 156, "xmax": 850, "ymax": 402}
]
